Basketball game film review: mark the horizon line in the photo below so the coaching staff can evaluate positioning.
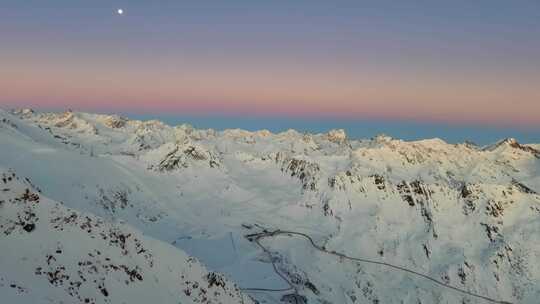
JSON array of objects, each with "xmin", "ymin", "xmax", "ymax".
[{"xmin": 4, "ymin": 105, "xmax": 539, "ymax": 132}]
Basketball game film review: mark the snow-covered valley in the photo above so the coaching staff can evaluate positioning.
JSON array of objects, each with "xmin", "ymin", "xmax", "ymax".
[{"xmin": 1, "ymin": 108, "xmax": 539, "ymax": 304}]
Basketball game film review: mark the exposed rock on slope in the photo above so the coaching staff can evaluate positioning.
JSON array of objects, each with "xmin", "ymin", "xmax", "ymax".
[
  {"xmin": 0, "ymin": 169, "xmax": 253, "ymax": 304},
  {"xmin": 147, "ymin": 142, "xmax": 222, "ymax": 172}
]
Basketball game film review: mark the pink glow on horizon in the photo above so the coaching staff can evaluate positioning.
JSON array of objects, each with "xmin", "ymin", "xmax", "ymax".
[
  {"xmin": 1, "ymin": 52, "xmax": 539, "ymax": 129},
  {"xmin": 2, "ymin": 96, "xmax": 539, "ymax": 129}
]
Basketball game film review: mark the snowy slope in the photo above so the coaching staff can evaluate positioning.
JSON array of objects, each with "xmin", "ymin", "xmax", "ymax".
[
  {"xmin": 0, "ymin": 168, "xmax": 254, "ymax": 304},
  {"xmin": 1, "ymin": 108, "xmax": 539, "ymax": 304}
]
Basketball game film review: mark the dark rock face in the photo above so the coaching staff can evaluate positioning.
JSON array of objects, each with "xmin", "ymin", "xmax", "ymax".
[
  {"xmin": 327, "ymin": 171, "xmax": 365, "ymax": 193},
  {"xmin": 155, "ymin": 144, "xmax": 221, "ymax": 172},
  {"xmin": 206, "ymin": 272, "xmax": 226, "ymax": 289},
  {"xmin": 304, "ymin": 280, "xmax": 319, "ymax": 295},
  {"xmin": 275, "ymin": 152, "xmax": 320, "ymax": 191},
  {"xmin": 512, "ymin": 180, "xmax": 537, "ymax": 194},
  {"xmin": 281, "ymin": 293, "xmax": 307, "ymax": 304},
  {"xmin": 370, "ymin": 174, "xmax": 386, "ymax": 190},
  {"xmin": 397, "ymin": 181, "xmax": 415, "ymax": 206},
  {"xmin": 23, "ymin": 223, "xmax": 36, "ymax": 232},
  {"xmin": 508, "ymin": 139, "xmax": 540, "ymax": 158},
  {"xmin": 96, "ymin": 188, "xmax": 130, "ymax": 214},
  {"xmin": 460, "ymin": 183, "xmax": 480, "ymax": 215}
]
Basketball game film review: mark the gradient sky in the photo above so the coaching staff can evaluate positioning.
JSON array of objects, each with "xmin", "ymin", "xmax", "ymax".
[{"xmin": 1, "ymin": 1, "xmax": 539, "ymax": 142}]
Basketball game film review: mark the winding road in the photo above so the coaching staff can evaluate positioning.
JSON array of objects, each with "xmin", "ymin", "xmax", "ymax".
[{"xmin": 241, "ymin": 229, "xmax": 514, "ymax": 304}]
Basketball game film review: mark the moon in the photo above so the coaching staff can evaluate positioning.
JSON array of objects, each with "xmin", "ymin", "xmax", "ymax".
[{"xmin": 117, "ymin": 9, "xmax": 124, "ymax": 15}]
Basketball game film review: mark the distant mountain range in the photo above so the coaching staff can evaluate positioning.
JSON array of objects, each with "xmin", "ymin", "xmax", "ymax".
[{"xmin": 1, "ymin": 108, "xmax": 539, "ymax": 304}]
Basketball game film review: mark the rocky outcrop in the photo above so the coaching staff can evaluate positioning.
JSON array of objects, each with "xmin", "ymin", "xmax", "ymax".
[
  {"xmin": 484, "ymin": 138, "xmax": 540, "ymax": 158},
  {"xmin": 153, "ymin": 144, "xmax": 221, "ymax": 172},
  {"xmin": 0, "ymin": 170, "xmax": 253, "ymax": 304},
  {"xmin": 327, "ymin": 129, "xmax": 347, "ymax": 144},
  {"xmin": 274, "ymin": 152, "xmax": 320, "ymax": 191}
]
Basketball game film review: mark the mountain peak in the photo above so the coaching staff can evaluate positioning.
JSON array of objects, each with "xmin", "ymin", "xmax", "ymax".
[{"xmin": 327, "ymin": 129, "xmax": 347, "ymax": 143}]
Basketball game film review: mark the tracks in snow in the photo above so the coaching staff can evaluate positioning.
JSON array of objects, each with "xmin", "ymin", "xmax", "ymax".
[{"xmin": 241, "ymin": 229, "xmax": 513, "ymax": 304}]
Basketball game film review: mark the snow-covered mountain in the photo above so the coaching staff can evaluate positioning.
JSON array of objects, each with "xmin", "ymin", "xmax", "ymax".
[
  {"xmin": 0, "ymin": 170, "xmax": 253, "ymax": 304},
  {"xmin": 1, "ymin": 109, "xmax": 539, "ymax": 304}
]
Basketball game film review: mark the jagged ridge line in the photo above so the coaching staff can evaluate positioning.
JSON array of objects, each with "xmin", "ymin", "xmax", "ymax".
[{"xmin": 242, "ymin": 230, "xmax": 514, "ymax": 304}]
